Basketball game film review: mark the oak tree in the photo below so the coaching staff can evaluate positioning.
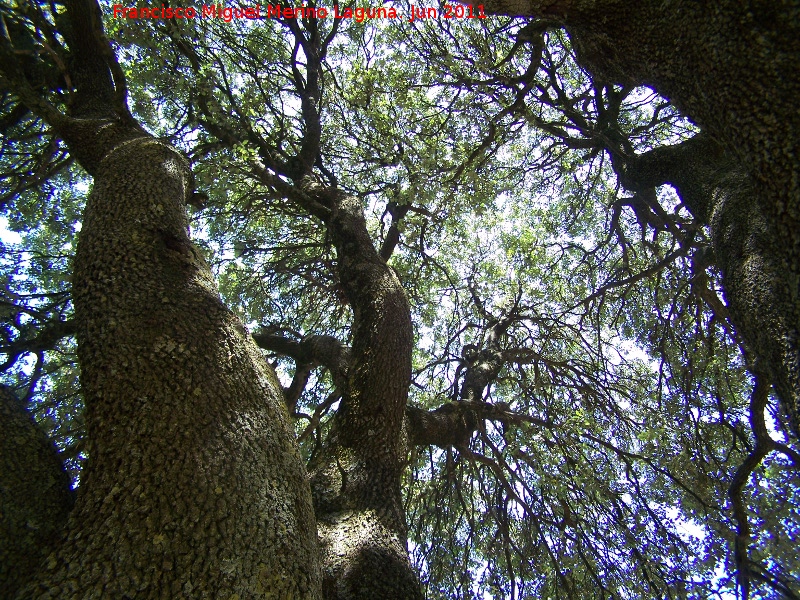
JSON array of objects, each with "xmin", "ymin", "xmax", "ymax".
[{"xmin": 1, "ymin": 1, "xmax": 798, "ymax": 598}]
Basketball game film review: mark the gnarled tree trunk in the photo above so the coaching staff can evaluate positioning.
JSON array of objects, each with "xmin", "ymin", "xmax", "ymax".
[{"xmin": 305, "ymin": 191, "xmax": 422, "ymax": 600}]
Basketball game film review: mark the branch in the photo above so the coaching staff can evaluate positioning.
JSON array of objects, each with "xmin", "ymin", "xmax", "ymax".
[
  {"xmin": 378, "ymin": 202, "xmax": 410, "ymax": 261},
  {"xmin": 617, "ymin": 133, "xmax": 727, "ymax": 222},
  {"xmin": 728, "ymin": 374, "xmax": 778, "ymax": 600},
  {"xmin": 252, "ymin": 332, "xmax": 350, "ymax": 391},
  {"xmin": 570, "ymin": 245, "xmax": 691, "ymax": 310},
  {"xmin": 406, "ymin": 400, "xmax": 552, "ymax": 448},
  {"xmin": 0, "ymin": 385, "xmax": 73, "ymax": 596},
  {"xmin": 0, "ymin": 24, "xmax": 68, "ymax": 129},
  {"xmin": 1, "ymin": 319, "xmax": 77, "ymax": 371},
  {"xmin": 283, "ymin": 363, "xmax": 312, "ymax": 413},
  {"xmin": 61, "ymin": 0, "xmax": 128, "ymax": 120}
]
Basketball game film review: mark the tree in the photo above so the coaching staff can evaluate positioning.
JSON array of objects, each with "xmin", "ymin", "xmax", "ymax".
[
  {"xmin": 475, "ymin": 4, "xmax": 800, "ymax": 594},
  {"xmin": 1, "ymin": 1, "xmax": 798, "ymax": 599}
]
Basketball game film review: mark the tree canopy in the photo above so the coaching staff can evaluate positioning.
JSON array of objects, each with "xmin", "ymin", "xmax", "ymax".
[{"xmin": 1, "ymin": 1, "xmax": 799, "ymax": 598}]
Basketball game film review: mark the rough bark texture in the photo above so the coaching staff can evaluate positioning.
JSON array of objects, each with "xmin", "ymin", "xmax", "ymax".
[
  {"xmin": 305, "ymin": 193, "xmax": 422, "ymax": 600},
  {"xmin": 406, "ymin": 401, "xmax": 512, "ymax": 449},
  {"xmin": 0, "ymin": 386, "xmax": 73, "ymax": 598},
  {"xmin": 2, "ymin": 1, "xmax": 322, "ymax": 596},
  {"xmin": 6, "ymin": 1, "xmax": 796, "ymax": 597},
  {"xmin": 253, "ymin": 333, "xmax": 351, "ymax": 394},
  {"xmin": 16, "ymin": 132, "xmax": 321, "ymax": 599},
  {"xmin": 479, "ymin": 0, "xmax": 800, "ymax": 437},
  {"xmin": 253, "ymin": 333, "xmax": 513, "ymax": 453}
]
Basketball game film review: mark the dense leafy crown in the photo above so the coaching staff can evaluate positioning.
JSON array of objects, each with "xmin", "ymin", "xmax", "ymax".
[{"xmin": 1, "ymin": 2, "xmax": 798, "ymax": 598}]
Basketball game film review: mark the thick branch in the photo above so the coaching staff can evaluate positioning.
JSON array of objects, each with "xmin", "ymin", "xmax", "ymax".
[
  {"xmin": 458, "ymin": 288, "xmax": 522, "ymax": 402},
  {"xmin": 61, "ymin": 0, "xmax": 117, "ymax": 118},
  {"xmin": 0, "ymin": 31, "xmax": 67, "ymax": 128},
  {"xmin": 323, "ymin": 192, "xmax": 413, "ymax": 453},
  {"xmin": 1, "ymin": 319, "xmax": 77, "ymax": 371},
  {"xmin": 305, "ymin": 190, "xmax": 419, "ymax": 598},
  {"xmin": 616, "ymin": 133, "xmax": 729, "ymax": 222},
  {"xmin": 406, "ymin": 400, "xmax": 550, "ymax": 448},
  {"xmin": 459, "ymin": 347, "xmax": 505, "ymax": 402},
  {"xmin": 477, "ymin": 0, "xmax": 800, "ymax": 438},
  {"xmin": 253, "ymin": 332, "xmax": 350, "ymax": 392},
  {"xmin": 728, "ymin": 375, "xmax": 774, "ymax": 600}
]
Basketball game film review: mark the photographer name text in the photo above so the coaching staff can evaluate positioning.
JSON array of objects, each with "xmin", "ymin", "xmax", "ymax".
[{"xmin": 112, "ymin": 3, "xmax": 487, "ymax": 22}]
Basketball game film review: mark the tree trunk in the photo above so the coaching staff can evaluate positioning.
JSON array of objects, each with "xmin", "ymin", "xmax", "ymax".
[
  {"xmin": 1, "ymin": 0, "xmax": 322, "ymax": 592},
  {"xmin": 480, "ymin": 0, "xmax": 800, "ymax": 437},
  {"xmin": 11, "ymin": 124, "xmax": 321, "ymax": 599},
  {"xmin": 0, "ymin": 386, "xmax": 73, "ymax": 599},
  {"xmin": 305, "ymin": 192, "xmax": 423, "ymax": 600}
]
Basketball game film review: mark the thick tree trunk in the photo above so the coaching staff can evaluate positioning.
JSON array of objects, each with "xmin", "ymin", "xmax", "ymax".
[
  {"xmin": 0, "ymin": 386, "xmax": 73, "ymax": 598},
  {"xmin": 252, "ymin": 189, "xmax": 421, "ymax": 597},
  {"xmin": 480, "ymin": 0, "xmax": 800, "ymax": 436},
  {"xmin": 305, "ymin": 193, "xmax": 422, "ymax": 600},
  {"xmin": 619, "ymin": 137, "xmax": 800, "ymax": 443},
  {"xmin": 14, "ymin": 125, "xmax": 321, "ymax": 599},
  {"xmin": 2, "ymin": 1, "xmax": 321, "ymax": 595}
]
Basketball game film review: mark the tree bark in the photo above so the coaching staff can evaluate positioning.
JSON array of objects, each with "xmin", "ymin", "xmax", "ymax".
[
  {"xmin": 158, "ymin": 9, "xmax": 423, "ymax": 591},
  {"xmin": 0, "ymin": 386, "xmax": 73, "ymax": 598},
  {"xmin": 1, "ymin": 1, "xmax": 321, "ymax": 597},
  {"xmin": 304, "ymin": 192, "xmax": 422, "ymax": 600},
  {"xmin": 27, "ymin": 132, "xmax": 319, "ymax": 599},
  {"xmin": 479, "ymin": 0, "xmax": 800, "ymax": 437}
]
